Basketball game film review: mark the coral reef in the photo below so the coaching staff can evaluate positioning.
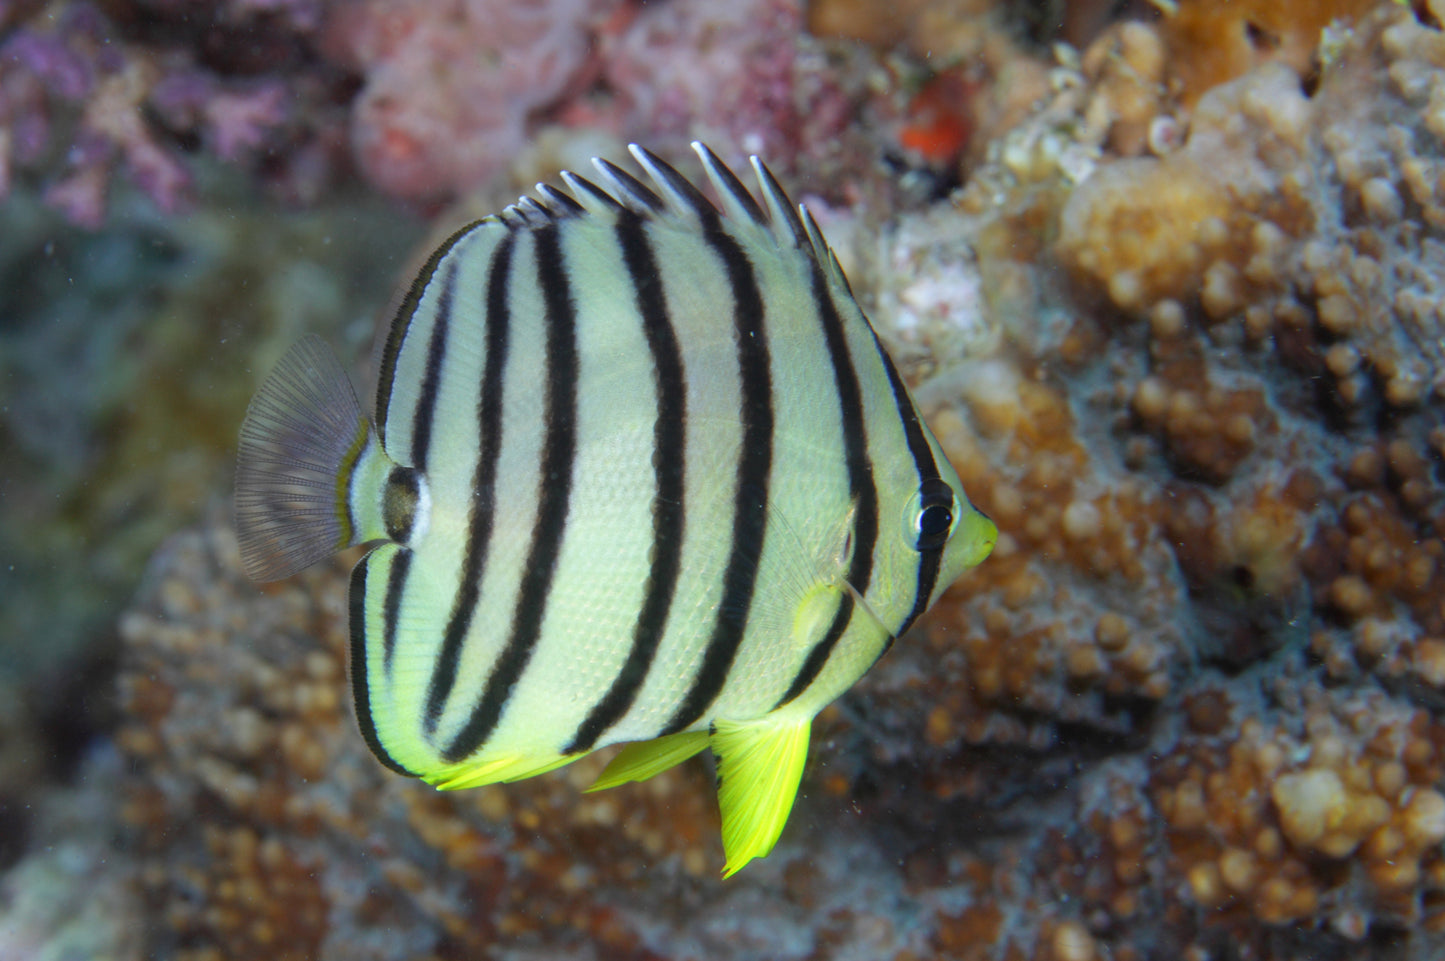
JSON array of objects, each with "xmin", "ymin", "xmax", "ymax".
[
  {"xmin": 0, "ymin": 0, "xmax": 876, "ymax": 223},
  {"xmin": 8, "ymin": 0, "xmax": 1445, "ymax": 958},
  {"xmin": 323, "ymin": 0, "xmax": 623, "ymax": 202},
  {"xmin": 838, "ymin": 2, "xmax": 1445, "ymax": 955},
  {"xmin": 1057, "ymin": 9, "xmax": 1445, "ymax": 420},
  {"xmin": 1160, "ymin": 0, "xmax": 1385, "ymax": 107},
  {"xmin": 0, "ymin": 742, "xmax": 142, "ymax": 961},
  {"xmin": 1155, "ymin": 681, "xmax": 1445, "ymax": 933},
  {"xmin": 596, "ymin": 0, "xmax": 845, "ymax": 172}
]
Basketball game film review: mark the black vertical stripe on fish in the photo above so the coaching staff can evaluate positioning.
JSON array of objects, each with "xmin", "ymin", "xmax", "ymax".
[
  {"xmin": 409, "ymin": 257, "xmax": 459, "ymax": 472},
  {"xmin": 565, "ymin": 212, "xmax": 688, "ymax": 755},
  {"xmin": 423, "ymin": 233, "xmax": 516, "ymax": 734},
  {"xmin": 662, "ymin": 217, "xmax": 773, "ymax": 736},
  {"xmin": 876, "ymin": 346, "xmax": 944, "ymax": 643},
  {"xmin": 444, "ymin": 224, "xmax": 579, "ymax": 763},
  {"xmin": 351, "ymin": 553, "xmax": 414, "ymax": 776},
  {"xmin": 899, "ymin": 548, "xmax": 944, "ymax": 639},
  {"xmin": 811, "ymin": 266, "xmax": 879, "ymax": 592},
  {"xmin": 773, "ymin": 265, "xmax": 881, "ymax": 709},
  {"xmin": 375, "ymin": 222, "xmax": 479, "ymax": 442},
  {"xmin": 381, "ymin": 546, "xmax": 412, "ymax": 675}
]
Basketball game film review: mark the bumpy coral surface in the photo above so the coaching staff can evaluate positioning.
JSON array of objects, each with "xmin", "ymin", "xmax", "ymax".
[
  {"xmin": 1160, "ymin": 0, "xmax": 1386, "ymax": 106},
  {"xmin": 116, "ymin": 522, "xmax": 960, "ymax": 960},
  {"xmin": 852, "ymin": 3, "xmax": 1445, "ymax": 956}
]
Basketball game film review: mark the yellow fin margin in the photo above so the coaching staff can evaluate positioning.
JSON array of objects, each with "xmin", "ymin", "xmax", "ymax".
[
  {"xmin": 711, "ymin": 716, "xmax": 810, "ymax": 878},
  {"xmin": 428, "ymin": 753, "xmax": 579, "ymax": 791},
  {"xmin": 587, "ymin": 730, "xmax": 709, "ymax": 792}
]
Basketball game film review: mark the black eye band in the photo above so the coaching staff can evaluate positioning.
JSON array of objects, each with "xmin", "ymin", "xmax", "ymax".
[{"xmin": 915, "ymin": 478, "xmax": 954, "ymax": 551}]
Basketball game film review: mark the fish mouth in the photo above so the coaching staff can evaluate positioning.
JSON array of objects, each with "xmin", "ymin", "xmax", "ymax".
[{"xmin": 958, "ymin": 506, "xmax": 998, "ymax": 569}]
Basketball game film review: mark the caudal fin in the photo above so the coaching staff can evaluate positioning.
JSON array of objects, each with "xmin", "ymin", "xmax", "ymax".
[{"xmin": 234, "ymin": 335, "xmax": 369, "ymax": 582}]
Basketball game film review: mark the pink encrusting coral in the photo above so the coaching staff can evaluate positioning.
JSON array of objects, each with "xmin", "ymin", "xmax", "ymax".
[
  {"xmin": 329, "ymin": 0, "xmax": 864, "ymax": 203},
  {"xmin": 598, "ymin": 0, "xmax": 810, "ymax": 164},
  {"xmin": 323, "ymin": 0, "xmax": 624, "ymax": 203},
  {"xmin": 0, "ymin": 0, "xmax": 866, "ymax": 224}
]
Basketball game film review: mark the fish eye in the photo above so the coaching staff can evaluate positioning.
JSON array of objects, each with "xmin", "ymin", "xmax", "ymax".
[{"xmin": 906, "ymin": 478, "xmax": 957, "ymax": 552}]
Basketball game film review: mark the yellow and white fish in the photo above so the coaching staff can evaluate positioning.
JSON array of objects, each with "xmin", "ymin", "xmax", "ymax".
[{"xmin": 234, "ymin": 143, "xmax": 995, "ymax": 876}]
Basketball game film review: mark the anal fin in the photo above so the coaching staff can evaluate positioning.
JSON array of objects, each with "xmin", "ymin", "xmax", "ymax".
[
  {"xmin": 710, "ymin": 715, "xmax": 810, "ymax": 878},
  {"xmin": 429, "ymin": 752, "xmax": 580, "ymax": 791},
  {"xmin": 587, "ymin": 730, "xmax": 710, "ymax": 792}
]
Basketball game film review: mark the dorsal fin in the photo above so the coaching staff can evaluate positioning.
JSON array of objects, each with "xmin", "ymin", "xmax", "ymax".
[
  {"xmin": 628, "ymin": 144, "xmax": 719, "ymax": 223},
  {"xmin": 512, "ymin": 196, "xmax": 556, "ymax": 224},
  {"xmin": 693, "ymin": 142, "xmax": 767, "ymax": 228},
  {"xmin": 591, "ymin": 157, "xmax": 665, "ymax": 215},
  {"xmin": 536, "ymin": 183, "xmax": 586, "ymax": 217},
  {"xmin": 502, "ymin": 144, "xmax": 846, "ymax": 289},
  {"xmin": 750, "ymin": 155, "xmax": 807, "ymax": 249},
  {"xmin": 799, "ymin": 204, "xmax": 851, "ymax": 294},
  {"xmin": 560, "ymin": 170, "xmax": 624, "ymax": 214}
]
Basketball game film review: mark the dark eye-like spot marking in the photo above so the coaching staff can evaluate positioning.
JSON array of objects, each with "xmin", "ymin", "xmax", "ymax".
[{"xmin": 384, "ymin": 466, "xmax": 422, "ymax": 543}]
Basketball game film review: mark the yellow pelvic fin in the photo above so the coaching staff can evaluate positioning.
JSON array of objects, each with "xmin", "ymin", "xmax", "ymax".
[
  {"xmin": 428, "ymin": 752, "xmax": 579, "ymax": 791},
  {"xmin": 587, "ymin": 730, "xmax": 710, "ymax": 793},
  {"xmin": 710, "ymin": 715, "xmax": 811, "ymax": 878}
]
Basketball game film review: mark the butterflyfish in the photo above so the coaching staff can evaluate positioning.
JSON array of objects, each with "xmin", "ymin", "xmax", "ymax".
[{"xmin": 234, "ymin": 143, "xmax": 996, "ymax": 877}]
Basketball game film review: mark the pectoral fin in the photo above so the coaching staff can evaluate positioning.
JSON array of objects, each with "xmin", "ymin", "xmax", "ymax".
[
  {"xmin": 586, "ymin": 730, "xmax": 710, "ymax": 792},
  {"xmin": 710, "ymin": 715, "xmax": 810, "ymax": 878}
]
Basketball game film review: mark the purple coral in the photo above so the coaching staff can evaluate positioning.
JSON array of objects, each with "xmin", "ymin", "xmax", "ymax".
[{"xmin": 0, "ymin": 1, "xmax": 304, "ymax": 226}]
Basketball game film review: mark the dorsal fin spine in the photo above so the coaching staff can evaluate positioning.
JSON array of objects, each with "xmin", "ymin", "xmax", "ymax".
[
  {"xmin": 560, "ymin": 170, "xmax": 623, "ymax": 216},
  {"xmin": 628, "ymin": 144, "xmax": 718, "ymax": 222},
  {"xmin": 799, "ymin": 205, "xmax": 848, "ymax": 291},
  {"xmin": 592, "ymin": 157, "xmax": 664, "ymax": 214},
  {"xmin": 537, "ymin": 183, "xmax": 586, "ymax": 217},
  {"xmin": 507, "ymin": 146, "xmax": 848, "ymax": 293},
  {"xmin": 693, "ymin": 142, "xmax": 768, "ymax": 228},
  {"xmin": 751, "ymin": 157, "xmax": 808, "ymax": 250}
]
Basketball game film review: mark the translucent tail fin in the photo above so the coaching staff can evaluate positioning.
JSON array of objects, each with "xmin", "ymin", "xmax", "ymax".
[{"xmin": 234, "ymin": 335, "xmax": 369, "ymax": 582}]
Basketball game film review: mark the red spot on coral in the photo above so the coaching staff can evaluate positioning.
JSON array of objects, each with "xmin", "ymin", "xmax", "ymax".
[
  {"xmin": 380, "ymin": 127, "xmax": 424, "ymax": 165},
  {"xmin": 899, "ymin": 69, "xmax": 974, "ymax": 166}
]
